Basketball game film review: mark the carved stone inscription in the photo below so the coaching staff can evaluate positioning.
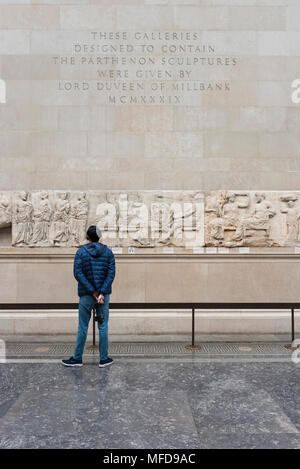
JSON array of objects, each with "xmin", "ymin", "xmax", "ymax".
[{"xmin": 55, "ymin": 31, "xmax": 236, "ymax": 106}]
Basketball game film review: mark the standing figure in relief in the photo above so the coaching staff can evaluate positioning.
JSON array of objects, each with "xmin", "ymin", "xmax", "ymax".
[
  {"xmin": 151, "ymin": 200, "xmax": 174, "ymax": 246},
  {"xmin": 12, "ymin": 191, "xmax": 33, "ymax": 246},
  {"xmin": 208, "ymin": 192, "xmax": 249, "ymax": 241},
  {"xmin": 127, "ymin": 200, "xmax": 150, "ymax": 247},
  {"xmin": 0, "ymin": 193, "xmax": 11, "ymax": 228},
  {"xmin": 71, "ymin": 193, "xmax": 89, "ymax": 246},
  {"xmin": 233, "ymin": 193, "xmax": 276, "ymax": 242},
  {"xmin": 31, "ymin": 192, "xmax": 52, "ymax": 245},
  {"xmin": 280, "ymin": 195, "xmax": 300, "ymax": 244},
  {"xmin": 52, "ymin": 192, "xmax": 70, "ymax": 245}
]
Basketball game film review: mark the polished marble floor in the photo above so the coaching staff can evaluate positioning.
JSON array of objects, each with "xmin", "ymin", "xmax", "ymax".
[{"xmin": 0, "ymin": 347, "xmax": 299, "ymax": 449}]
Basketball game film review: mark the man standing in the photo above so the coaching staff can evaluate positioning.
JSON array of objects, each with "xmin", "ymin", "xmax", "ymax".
[{"xmin": 62, "ymin": 225, "xmax": 115, "ymax": 368}]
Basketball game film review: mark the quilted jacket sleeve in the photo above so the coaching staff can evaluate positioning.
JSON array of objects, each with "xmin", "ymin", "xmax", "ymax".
[
  {"xmin": 73, "ymin": 250, "xmax": 95, "ymax": 295},
  {"xmin": 100, "ymin": 251, "xmax": 116, "ymax": 295}
]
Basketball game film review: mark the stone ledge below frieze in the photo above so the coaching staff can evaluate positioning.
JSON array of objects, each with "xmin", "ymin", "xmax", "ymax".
[{"xmin": 1, "ymin": 246, "xmax": 300, "ymax": 261}]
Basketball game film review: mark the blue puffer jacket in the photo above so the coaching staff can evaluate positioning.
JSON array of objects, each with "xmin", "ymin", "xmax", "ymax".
[{"xmin": 73, "ymin": 242, "xmax": 115, "ymax": 297}]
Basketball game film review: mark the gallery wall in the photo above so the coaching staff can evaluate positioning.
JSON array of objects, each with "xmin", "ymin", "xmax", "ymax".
[
  {"xmin": 0, "ymin": 0, "xmax": 299, "ymax": 192},
  {"xmin": 1, "ymin": 1, "xmax": 300, "ymax": 335}
]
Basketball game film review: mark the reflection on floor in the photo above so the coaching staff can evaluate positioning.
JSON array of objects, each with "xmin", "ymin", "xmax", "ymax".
[{"xmin": 0, "ymin": 343, "xmax": 299, "ymax": 449}]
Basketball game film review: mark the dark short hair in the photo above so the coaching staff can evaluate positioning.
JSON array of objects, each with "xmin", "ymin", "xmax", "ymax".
[{"xmin": 86, "ymin": 225, "xmax": 100, "ymax": 242}]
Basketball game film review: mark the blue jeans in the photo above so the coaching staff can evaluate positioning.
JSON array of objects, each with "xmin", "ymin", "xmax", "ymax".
[{"xmin": 73, "ymin": 294, "xmax": 110, "ymax": 361}]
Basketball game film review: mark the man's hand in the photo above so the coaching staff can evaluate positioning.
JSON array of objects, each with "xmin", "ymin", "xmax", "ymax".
[
  {"xmin": 93, "ymin": 291, "xmax": 104, "ymax": 304},
  {"xmin": 93, "ymin": 290, "xmax": 99, "ymax": 300},
  {"xmin": 97, "ymin": 294, "xmax": 104, "ymax": 304}
]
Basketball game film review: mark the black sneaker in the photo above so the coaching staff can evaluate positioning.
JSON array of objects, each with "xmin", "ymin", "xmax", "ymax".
[
  {"xmin": 61, "ymin": 356, "xmax": 83, "ymax": 367},
  {"xmin": 99, "ymin": 357, "xmax": 114, "ymax": 368}
]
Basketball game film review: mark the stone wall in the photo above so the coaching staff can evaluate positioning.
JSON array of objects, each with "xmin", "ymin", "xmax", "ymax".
[
  {"xmin": 0, "ymin": 249, "xmax": 299, "ymax": 336},
  {"xmin": 1, "ymin": 1, "xmax": 300, "ymax": 336},
  {"xmin": 0, "ymin": 0, "xmax": 299, "ymax": 191}
]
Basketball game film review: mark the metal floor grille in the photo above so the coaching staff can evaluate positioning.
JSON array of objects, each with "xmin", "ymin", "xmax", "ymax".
[{"xmin": 4, "ymin": 341, "xmax": 292, "ymax": 357}]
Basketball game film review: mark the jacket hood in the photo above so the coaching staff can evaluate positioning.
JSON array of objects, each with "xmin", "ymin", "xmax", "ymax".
[{"xmin": 83, "ymin": 242, "xmax": 107, "ymax": 258}]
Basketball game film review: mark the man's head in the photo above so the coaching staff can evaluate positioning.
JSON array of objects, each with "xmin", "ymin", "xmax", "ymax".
[{"xmin": 86, "ymin": 225, "xmax": 102, "ymax": 243}]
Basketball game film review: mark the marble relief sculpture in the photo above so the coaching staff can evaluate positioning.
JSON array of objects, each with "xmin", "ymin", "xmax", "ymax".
[
  {"xmin": 0, "ymin": 192, "xmax": 11, "ymax": 228},
  {"xmin": 10, "ymin": 191, "xmax": 89, "ymax": 247},
  {"xmin": 232, "ymin": 193, "xmax": 276, "ymax": 245},
  {"xmin": 94, "ymin": 191, "xmax": 204, "ymax": 248},
  {"xmin": 12, "ymin": 191, "xmax": 33, "ymax": 246},
  {"xmin": 206, "ymin": 192, "xmax": 249, "ymax": 243},
  {"xmin": 52, "ymin": 192, "xmax": 70, "ymax": 246},
  {"xmin": 0, "ymin": 190, "xmax": 299, "ymax": 249},
  {"xmin": 205, "ymin": 191, "xmax": 278, "ymax": 247},
  {"xmin": 70, "ymin": 193, "xmax": 89, "ymax": 245},
  {"xmin": 204, "ymin": 191, "xmax": 300, "ymax": 247},
  {"xmin": 280, "ymin": 194, "xmax": 300, "ymax": 245},
  {"xmin": 31, "ymin": 192, "xmax": 52, "ymax": 245}
]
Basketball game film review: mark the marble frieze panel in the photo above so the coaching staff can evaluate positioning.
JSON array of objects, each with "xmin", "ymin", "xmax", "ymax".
[
  {"xmin": 205, "ymin": 191, "xmax": 300, "ymax": 247},
  {"xmin": 11, "ymin": 190, "xmax": 89, "ymax": 247},
  {"xmin": 1, "ymin": 190, "xmax": 300, "ymax": 248},
  {"xmin": 0, "ymin": 192, "xmax": 12, "ymax": 229},
  {"xmin": 8, "ymin": 190, "xmax": 205, "ymax": 248}
]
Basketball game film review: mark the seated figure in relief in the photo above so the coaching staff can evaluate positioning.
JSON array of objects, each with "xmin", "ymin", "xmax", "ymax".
[
  {"xmin": 208, "ymin": 192, "xmax": 249, "ymax": 242},
  {"xmin": 233, "ymin": 193, "xmax": 276, "ymax": 243}
]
